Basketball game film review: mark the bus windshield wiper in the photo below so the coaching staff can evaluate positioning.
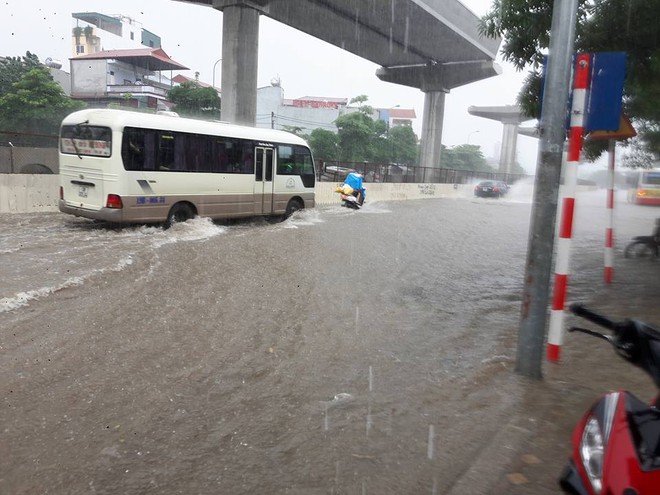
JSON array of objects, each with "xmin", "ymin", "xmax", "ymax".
[{"xmin": 71, "ymin": 120, "xmax": 89, "ymax": 160}]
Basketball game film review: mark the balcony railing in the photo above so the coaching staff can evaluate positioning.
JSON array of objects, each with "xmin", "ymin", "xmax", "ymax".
[{"xmin": 106, "ymin": 84, "xmax": 167, "ymax": 99}]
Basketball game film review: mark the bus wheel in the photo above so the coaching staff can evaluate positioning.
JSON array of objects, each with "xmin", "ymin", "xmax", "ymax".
[
  {"xmin": 166, "ymin": 203, "xmax": 195, "ymax": 228},
  {"xmin": 284, "ymin": 199, "xmax": 303, "ymax": 220}
]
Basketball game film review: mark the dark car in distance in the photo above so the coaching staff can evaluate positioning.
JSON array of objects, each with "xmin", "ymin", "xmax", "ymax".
[{"xmin": 474, "ymin": 180, "xmax": 508, "ymax": 198}]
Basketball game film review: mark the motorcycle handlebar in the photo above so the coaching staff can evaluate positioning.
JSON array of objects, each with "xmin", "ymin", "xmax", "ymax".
[{"xmin": 569, "ymin": 303, "xmax": 617, "ymax": 330}]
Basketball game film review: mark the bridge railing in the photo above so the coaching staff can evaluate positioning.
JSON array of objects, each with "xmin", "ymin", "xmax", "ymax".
[{"xmin": 317, "ymin": 160, "xmax": 529, "ymax": 185}]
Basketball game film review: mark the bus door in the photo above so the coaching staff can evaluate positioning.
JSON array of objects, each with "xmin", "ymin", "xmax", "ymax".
[{"xmin": 253, "ymin": 147, "xmax": 274, "ymax": 214}]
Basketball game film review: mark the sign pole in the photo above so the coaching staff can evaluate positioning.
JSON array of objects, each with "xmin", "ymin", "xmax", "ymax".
[
  {"xmin": 516, "ymin": 0, "xmax": 579, "ymax": 379},
  {"xmin": 604, "ymin": 139, "xmax": 615, "ymax": 283},
  {"xmin": 547, "ymin": 53, "xmax": 591, "ymax": 363}
]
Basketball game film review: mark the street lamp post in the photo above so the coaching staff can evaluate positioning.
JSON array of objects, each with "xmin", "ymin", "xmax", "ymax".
[
  {"xmin": 212, "ymin": 58, "xmax": 222, "ymax": 89},
  {"xmin": 467, "ymin": 130, "xmax": 480, "ymax": 144}
]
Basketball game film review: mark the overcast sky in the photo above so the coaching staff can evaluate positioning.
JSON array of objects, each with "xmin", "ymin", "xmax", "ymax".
[{"xmin": 0, "ymin": 0, "xmax": 542, "ymax": 173}]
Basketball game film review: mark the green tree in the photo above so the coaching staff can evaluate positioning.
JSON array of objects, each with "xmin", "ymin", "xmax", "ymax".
[
  {"xmin": 308, "ymin": 128, "xmax": 340, "ymax": 161},
  {"xmin": 441, "ymin": 144, "xmax": 494, "ymax": 172},
  {"xmin": 0, "ymin": 67, "xmax": 85, "ymax": 139},
  {"xmin": 335, "ymin": 95, "xmax": 391, "ymax": 162},
  {"xmin": 623, "ymin": 138, "xmax": 655, "ymax": 169},
  {"xmin": 281, "ymin": 124, "xmax": 305, "ymax": 135},
  {"xmin": 0, "ymin": 51, "xmax": 43, "ymax": 97},
  {"xmin": 388, "ymin": 125, "xmax": 419, "ymax": 164},
  {"xmin": 480, "ymin": 0, "xmax": 660, "ymax": 161},
  {"xmin": 335, "ymin": 110, "xmax": 375, "ymax": 161},
  {"xmin": 167, "ymin": 81, "xmax": 220, "ymax": 119}
]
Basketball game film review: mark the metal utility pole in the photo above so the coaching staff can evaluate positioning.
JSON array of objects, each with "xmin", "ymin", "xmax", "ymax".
[{"xmin": 516, "ymin": 0, "xmax": 580, "ymax": 379}]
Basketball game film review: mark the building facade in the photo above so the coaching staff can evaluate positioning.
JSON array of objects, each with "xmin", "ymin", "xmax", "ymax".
[
  {"xmin": 69, "ymin": 13, "xmax": 185, "ymax": 110},
  {"xmin": 71, "ymin": 12, "xmax": 161, "ymax": 57},
  {"xmin": 256, "ymin": 82, "xmax": 416, "ymax": 135}
]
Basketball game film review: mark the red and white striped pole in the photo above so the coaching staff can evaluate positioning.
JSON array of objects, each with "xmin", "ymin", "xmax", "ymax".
[
  {"xmin": 604, "ymin": 139, "xmax": 615, "ymax": 283},
  {"xmin": 547, "ymin": 53, "xmax": 592, "ymax": 363}
]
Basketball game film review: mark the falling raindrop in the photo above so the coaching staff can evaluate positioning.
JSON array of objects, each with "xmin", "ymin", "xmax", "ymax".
[
  {"xmin": 368, "ymin": 365, "xmax": 373, "ymax": 392},
  {"xmin": 366, "ymin": 400, "xmax": 372, "ymax": 436},
  {"xmin": 389, "ymin": 26, "xmax": 393, "ymax": 55},
  {"xmin": 427, "ymin": 424, "xmax": 435, "ymax": 460},
  {"xmin": 404, "ymin": 17, "xmax": 410, "ymax": 54},
  {"xmin": 323, "ymin": 402, "xmax": 329, "ymax": 431}
]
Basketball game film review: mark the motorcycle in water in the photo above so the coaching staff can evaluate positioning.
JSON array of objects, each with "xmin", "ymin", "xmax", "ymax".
[
  {"xmin": 624, "ymin": 218, "xmax": 660, "ymax": 259},
  {"xmin": 559, "ymin": 303, "xmax": 660, "ymax": 495},
  {"xmin": 335, "ymin": 172, "xmax": 366, "ymax": 209}
]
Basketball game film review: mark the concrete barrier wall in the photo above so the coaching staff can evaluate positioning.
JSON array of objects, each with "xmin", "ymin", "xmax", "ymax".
[
  {"xmin": 315, "ymin": 182, "xmax": 471, "ymax": 205},
  {"xmin": 0, "ymin": 176, "xmax": 476, "ymax": 213},
  {"xmin": 0, "ymin": 175, "xmax": 60, "ymax": 213}
]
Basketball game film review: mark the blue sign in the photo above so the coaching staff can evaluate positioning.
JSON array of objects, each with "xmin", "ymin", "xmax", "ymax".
[{"xmin": 586, "ymin": 52, "xmax": 627, "ymax": 132}]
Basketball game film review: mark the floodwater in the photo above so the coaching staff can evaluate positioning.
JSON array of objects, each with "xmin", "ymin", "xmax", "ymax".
[{"xmin": 1, "ymin": 184, "xmax": 658, "ymax": 494}]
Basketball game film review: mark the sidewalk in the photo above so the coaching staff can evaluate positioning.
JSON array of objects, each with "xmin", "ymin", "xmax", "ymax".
[{"xmin": 484, "ymin": 266, "xmax": 660, "ymax": 494}]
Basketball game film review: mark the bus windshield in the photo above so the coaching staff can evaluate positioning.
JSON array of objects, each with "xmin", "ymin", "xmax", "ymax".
[
  {"xmin": 642, "ymin": 171, "xmax": 660, "ymax": 186},
  {"xmin": 60, "ymin": 125, "xmax": 112, "ymax": 157}
]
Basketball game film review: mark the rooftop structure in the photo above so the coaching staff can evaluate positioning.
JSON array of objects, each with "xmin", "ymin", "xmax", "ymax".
[{"xmin": 70, "ymin": 48, "xmax": 188, "ymax": 110}]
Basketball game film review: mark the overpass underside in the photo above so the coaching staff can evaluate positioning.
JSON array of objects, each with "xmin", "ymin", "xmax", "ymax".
[{"xmin": 173, "ymin": 0, "xmax": 502, "ymax": 169}]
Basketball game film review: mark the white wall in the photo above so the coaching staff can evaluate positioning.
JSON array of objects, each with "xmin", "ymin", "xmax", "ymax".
[
  {"xmin": 0, "ymin": 175, "xmax": 60, "ymax": 213},
  {"xmin": 0, "ymin": 175, "xmax": 475, "ymax": 214},
  {"xmin": 70, "ymin": 59, "xmax": 107, "ymax": 96}
]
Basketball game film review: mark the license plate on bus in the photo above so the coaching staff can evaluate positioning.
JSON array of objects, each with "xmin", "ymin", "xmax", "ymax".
[{"xmin": 78, "ymin": 186, "xmax": 88, "ymax": 198}]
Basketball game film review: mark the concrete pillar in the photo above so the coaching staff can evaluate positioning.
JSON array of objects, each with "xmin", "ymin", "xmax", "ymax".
[
  {"xmin": 467, "ymin": 105, "xmax": 532, "ymax": 176},
  {"xmin": 377, "ymin": 62, "xmax": 501, "ymax": 177},
  {"xmin": 220, "ymin": 5, "xmax": 259, "ymax": 126},
  {"xmin": 419, "ymin": 91, "xmax": 447, "ymax": 175},
  {"xmin": 500, "ymin": 122, "xmax": 519, "ymax": 174}
]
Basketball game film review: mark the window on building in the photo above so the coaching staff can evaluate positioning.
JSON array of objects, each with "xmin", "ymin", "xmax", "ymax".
[
  {"xmin": 130, "ymin": 32, "xmax": 134, "ymax": 40},
  {"xmin": 76, "ymin": 45, "xmax": 85, "ymax": 54}
]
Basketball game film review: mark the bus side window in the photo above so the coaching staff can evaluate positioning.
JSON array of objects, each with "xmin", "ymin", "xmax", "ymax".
[
  {"xmin": 122, "ymin": 128, "xmax": 145, "ymax": 170},
  {"xmin": 213, "ymin": 140, "xmax": 231, "ymax": 173},
  {"xmin": 158, "ymin": 132, "xmax": 175, "ymax": 171},
  {"xmin": 277, "ymin": 145, "xmax": 294, "ymax": 175},
  {"xmin": 295, "ymin": 146, "xmax": 314, "ymax": 174},
  {"xmin": 241, "ymin": 141, "xmax": 254, "ymax": 174},
  {"xmin": 143, "ymin": 131, "xmax": 157, "ymax": 171}
]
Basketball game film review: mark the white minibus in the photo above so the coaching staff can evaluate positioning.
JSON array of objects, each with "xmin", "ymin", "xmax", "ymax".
[{"xmin": 58, "ymin": 109, "xmax": 315, "ymax": 225}]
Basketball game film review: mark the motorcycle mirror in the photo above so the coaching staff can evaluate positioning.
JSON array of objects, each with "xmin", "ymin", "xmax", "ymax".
[{"xmin": 568, "ymin": 326, "xmax": 614, "ymax": 344}]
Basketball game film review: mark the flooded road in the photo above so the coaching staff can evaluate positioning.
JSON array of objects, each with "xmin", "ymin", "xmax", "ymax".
[{"xmin": 1, "ymin": 186, "xmax": 658, "ymax": 494}]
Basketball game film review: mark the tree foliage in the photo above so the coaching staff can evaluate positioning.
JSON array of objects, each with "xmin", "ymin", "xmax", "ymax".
[
  {"xmin": 335, "ymin": 96, "xmax": 381, "ymax": 161},
  {"xmin": 332, "ymin": 95, "xmax": 418, "ymax": 163},
  {"xmin": 0, "ymin": 51, "xmax": 43, "ymax": 97},
  {"xmin": 308, "ymin": 128, "xmax": 340, "ymax": 161},
  {"xmin": 0, "ymin": 54, "xmax": 85, "ymax": 139},
  {"xmin": 387, "ymin": 125, "xmax": 419, "ymax": 164},
  {"xmin": 167, "ymin": 81, "xmax": 221, "ymax": 119},
  {"xmin": 480, "ymin": 0, "xmax": 660, "ymax": 162},
  {"xmin": 441, "ymin": 144, "xmax": 495, "ymax": 172}
]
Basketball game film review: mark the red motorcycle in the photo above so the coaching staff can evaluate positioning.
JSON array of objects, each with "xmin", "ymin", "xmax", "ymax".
[{"xmin": 559, "ymin": 304, "xmax": 660, "ymax": 494}]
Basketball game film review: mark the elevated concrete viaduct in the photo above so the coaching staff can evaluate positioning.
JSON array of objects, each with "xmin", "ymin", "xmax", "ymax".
[
  {"xmin": 468, "ymin": 105, "xmax": 534, "ymax": 174},
  {"xmin": 174, "ymin": 0, "xmax": 502, "ymax": 170}
]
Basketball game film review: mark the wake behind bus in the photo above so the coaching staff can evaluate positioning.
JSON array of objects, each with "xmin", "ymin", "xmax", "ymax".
[{"xmin": 58, "ymin": 109, "xmax": 316, "ymax": 226}]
